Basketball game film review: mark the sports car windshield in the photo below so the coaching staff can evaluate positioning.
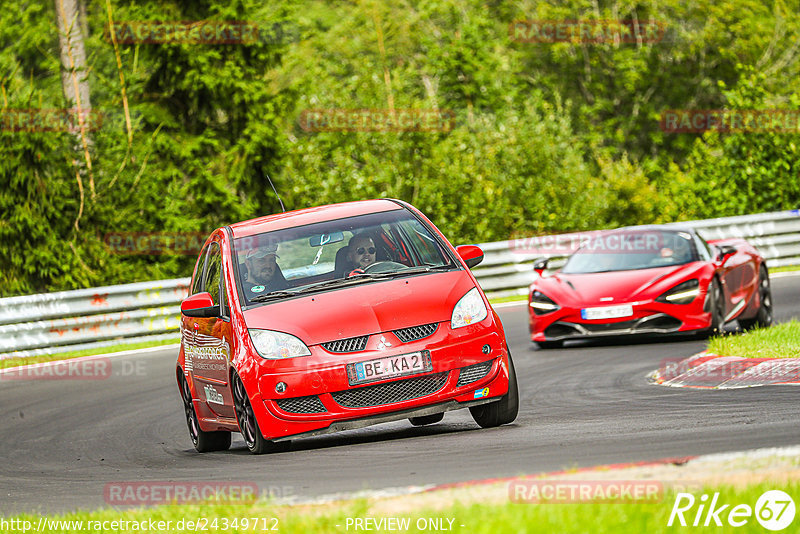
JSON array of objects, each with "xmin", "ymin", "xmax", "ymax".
[
  {"xmin": 561, "ymin": 230, "xmax": 698, "ymax": 274},
  {"xmin": 234, "ymin": 209, "xmax": 456, "ymax": 305}
]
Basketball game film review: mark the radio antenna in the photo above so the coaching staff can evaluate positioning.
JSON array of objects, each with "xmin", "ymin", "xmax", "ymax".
[{"xmin": 266, "ymin": 173, "xmax": 286, "ymax": 213}]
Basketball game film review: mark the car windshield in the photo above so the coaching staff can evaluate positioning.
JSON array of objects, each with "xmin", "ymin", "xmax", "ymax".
[
  {"xmin": 234, "ymin": 209, "xmax": 456, "ymax": 305},
  {"xmin": 561, "ymin": 229, "xmax": 698, "ymax": 274}
]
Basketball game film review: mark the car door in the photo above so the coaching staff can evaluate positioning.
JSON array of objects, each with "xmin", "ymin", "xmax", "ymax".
[
  {"xmin": 181, "ymin": 243, "xmax": 209, "ymax": 379},
  {"xmin": 187, "ymin": 235, "xmax": 236, "ymax": 419},
  {"xmin": 714, "ymin": 243, "xmax": 754, "ymax": 318}
]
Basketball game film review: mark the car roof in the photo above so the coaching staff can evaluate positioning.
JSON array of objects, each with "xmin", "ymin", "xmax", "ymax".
[{"xmin": 228, "ymin": 199, "xmax": 404, "ymax": 238}]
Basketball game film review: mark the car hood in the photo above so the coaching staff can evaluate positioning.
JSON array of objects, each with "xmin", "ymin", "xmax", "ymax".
[
  {"xmin": 242, "ymin": 270, "xmax": 475, "ymax": 345},
  {"xmin": 533, "ymin": 263, "xmax": 706, "ymax": 305}
]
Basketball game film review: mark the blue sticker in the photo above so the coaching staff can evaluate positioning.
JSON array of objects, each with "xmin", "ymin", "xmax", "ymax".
[
  {"xmin": 355, "ymin": 363, "xmax": 365, "ymax": 381},
  {"xmin": 474, "ymin": 387, "xmax": 489, "ymax": 399},
  {"xmin": 251, "ymin": 285, "xmax": 265, "ymax": 293}
]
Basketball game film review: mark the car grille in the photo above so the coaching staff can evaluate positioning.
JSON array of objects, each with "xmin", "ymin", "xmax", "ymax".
[
  {"xmin": 275, "ymin": 395, "xmax": 327, "ymax": 414},
  {"xmin": 544, "ymin": 314, "xmax": 682, "ymax": 339},
  {"xmin": 393, "ymin": 322, "xmax": 438, "ymax": 343},
  {"xmin": 331, "ymin": 372, "xmax": 449, "ymax": 408},
  {"xmin": 457, "ymin": 360, "xmax": 494, "ymax": 387},
  {"xmin": 321, "ymin": 335, "xmax": 369, "ymax": 353}
]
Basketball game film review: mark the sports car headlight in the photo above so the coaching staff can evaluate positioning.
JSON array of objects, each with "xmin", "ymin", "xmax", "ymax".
[
  {"xmin": 529, "ymin": 290, "xmax": 559, "ymax": 315},
  {"xmin": 249, "ymin": 329, "xmax": 311, "ymax": 360},
  {"xmin": 656, "ymin": 279, "xmax": 700, "ymax": 305},
  {"xmin": 451, "ymin": 287, "xmax": 488, "ymax": 329}
]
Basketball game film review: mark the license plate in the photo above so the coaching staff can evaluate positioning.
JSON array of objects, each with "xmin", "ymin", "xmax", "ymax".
[
  {"xmin": 581, "ymin": 304, "xmax": 633, "ymax": 320},
  {"xmin": 347, "ymin": 351, "xmax": 432, "ymax": 385}
]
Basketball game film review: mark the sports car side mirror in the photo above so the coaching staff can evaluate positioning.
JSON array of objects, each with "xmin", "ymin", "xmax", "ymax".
[
  {"xmin": 456, "ymin": 245, "xmax": 484, "ymax": 268},
  {"xmin": 716, "ymin": 245, "xmax": 737, "ymax": 263},
  {"xmin": 533, "ymin": 258, "xmax": 549, "ymax": 275},
  {"xmin": 181, "ymin": 292, "xmax": 219, "ymax": 318}
]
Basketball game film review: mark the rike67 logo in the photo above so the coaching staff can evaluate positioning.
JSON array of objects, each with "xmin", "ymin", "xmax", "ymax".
[{"xmin": 668, "ymin": 490, "xmax": 795, "ymax": 530}]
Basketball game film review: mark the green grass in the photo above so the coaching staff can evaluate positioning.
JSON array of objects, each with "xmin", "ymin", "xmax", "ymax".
[
  {"xmin": 769, "ymin": 264, "xmax": 800, "ymax": 274},
  {"xmin": 489, "ymin": 295, "xmax": 527, "ymax": 305},
  {"xmin": 3, "ymin": 480, "xmax": 796, "ymax": 533},
  {"xmin": 0, "ymin": 338, "xmax": 179, "ymax": 370},
  {"xmin": 708, "ymin": 319, "xmax": 800, "ymax": 359}
]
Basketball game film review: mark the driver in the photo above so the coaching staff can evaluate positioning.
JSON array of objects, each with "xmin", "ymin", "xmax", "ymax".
[
  {"xmin": 243, "ymin": 244, "xmax": 287, "ymax": 297},
  {"xmin": 346, "ymin": 234, "xmax": 377, "ymax": 276}
]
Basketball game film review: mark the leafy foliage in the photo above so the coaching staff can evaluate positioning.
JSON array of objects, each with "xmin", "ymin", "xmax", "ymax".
[{"xmin": 2, "ymin": 0, "xmax": 800, "ymax": 296}]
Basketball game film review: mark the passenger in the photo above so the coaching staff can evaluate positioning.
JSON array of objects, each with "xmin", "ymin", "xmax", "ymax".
[
  {"xmin": 346, "ymin": 234, "xmax": 377, "ymax": 276},
  {"xmin": 243, "ymin": 245, "xmax": 287, "ymax": 297}
]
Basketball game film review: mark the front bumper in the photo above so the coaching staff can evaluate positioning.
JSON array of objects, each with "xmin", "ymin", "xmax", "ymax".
[
  {"xmin": 529, "ymin": 296, "xmax": 713, "ymax": 342},
  {"xmin": 246, "ymin": 321, "xmax": 511, "ymax": 440}
]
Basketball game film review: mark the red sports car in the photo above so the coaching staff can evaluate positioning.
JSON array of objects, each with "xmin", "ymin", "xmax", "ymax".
[
  {"xmin": 528, "ymin": 226, "xmax": 773, "ymax": 348},
  {"xmin": 177, "ymin": 199, "xmax": 518, "ymax": 453}
]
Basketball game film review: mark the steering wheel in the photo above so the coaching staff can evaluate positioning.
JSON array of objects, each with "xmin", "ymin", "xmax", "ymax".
[{"xmin": 363, "ymin": 261, "xmax": 408, "ymax": 274}]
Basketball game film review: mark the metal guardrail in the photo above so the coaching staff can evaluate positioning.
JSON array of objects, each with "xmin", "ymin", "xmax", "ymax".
[
  {"xmin": 1, "ymin": 210, "xmax": 798, "ymax": 359},
  {"xmin": 0, "ymin": 279, "xmax": 189, "ymax": 359}
]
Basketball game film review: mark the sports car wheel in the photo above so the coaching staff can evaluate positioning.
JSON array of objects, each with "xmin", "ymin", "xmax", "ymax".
[
  {"xmin": 739, "ymin": 266, "xmax": 773, "ymax": 330},
  {"xmin": 470, "ymin": 352, "xmax": 519, "ymax": 428},
  {"xmin": 232, "ymin": 373, "xmax": 288, "ymax": 455},
  {"xmin": 179, "ymin": 373, "xmax": 231, "ymax": 453},
  {"xmin": 700, "ymin": 277, "xmax": 726, "ymax": 338},
  {"xmin": 409, "ymin": 413, "xmax": 444, "ymax": 426}
]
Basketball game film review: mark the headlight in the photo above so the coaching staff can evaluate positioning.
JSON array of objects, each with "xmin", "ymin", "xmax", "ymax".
[
  {"xmin": 249, "ymin": 329, "xmax": 311, "ymax": 359},
  {"xmin": 451, "ymin": 287, "xmax": 488, "ymax": 329},
  {"xmin": 656, "ymin": 279, "xmax": 700, "ymax": 305},
  {"xmin": 529, "ymin": 290, "xmax": 559, "ymax": 315}
]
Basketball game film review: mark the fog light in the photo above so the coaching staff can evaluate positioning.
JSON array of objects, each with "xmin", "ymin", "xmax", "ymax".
[
  {"xmin": 275, "ymin": 382, "xmax": 287, "ymax": 394},
  {"xmin": 482, "ymin": 344, "xmax": 491, "ymax": 354}
]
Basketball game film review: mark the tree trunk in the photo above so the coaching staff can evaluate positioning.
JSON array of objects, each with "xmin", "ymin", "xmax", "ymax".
[{"xmin": 54, "ymin": 0, "xmax": 95, "ymax": 204}]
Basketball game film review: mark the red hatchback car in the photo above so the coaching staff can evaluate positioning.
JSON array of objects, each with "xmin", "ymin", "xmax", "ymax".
[
  {"xmin": 177, "ymin": 199, "xmax": 518, "ymax": 453},
  {"xmin": 528, "ymin": 226, "xmax": 772, "ymax": 348}
]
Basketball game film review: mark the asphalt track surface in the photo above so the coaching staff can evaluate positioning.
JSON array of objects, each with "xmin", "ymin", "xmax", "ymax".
[{"xmin": 2, "ymin": 275, "xmax": 799, "ymax": 515}]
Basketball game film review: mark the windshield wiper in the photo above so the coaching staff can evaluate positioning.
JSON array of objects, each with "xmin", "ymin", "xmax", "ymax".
[
  {"xmin": 281, "ymin": 274, "xmax": 391, "ymax": 295},
  {"xmin": 249, "ymin": 290, "xmax": 302, "ymax": 303},
  {"xmin": 375, "ymin": 264, "xmax": 454, "ymax": 277}
]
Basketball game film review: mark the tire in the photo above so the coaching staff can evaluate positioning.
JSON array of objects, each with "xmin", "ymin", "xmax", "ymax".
[
  {"xmin": 179, "ymin": 373, "xmax": 231, "ymax": 453},
  {"xmin": 470, "ymin": 352, "xmax": 519, "ymax": 428},
  {"xmin": 699, "ymin": 277, "xmax": 725, "ymax": 338},
  {"xmin": 231, "ymin": 373, "xmax": 288, "ymax": 454},
  {"xmin": 739, "ymin": 266, "xmax": 773, "ymax": 330},
  {"xmin": 409, "ymin": 413, "xmax": 444, "ymax": 426},
  {"xmin": 535, "ymin": 340, "xmax": 563, "ymax": 349}
]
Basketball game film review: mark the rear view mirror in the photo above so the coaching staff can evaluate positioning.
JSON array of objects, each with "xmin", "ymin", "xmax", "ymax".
[
  {"xmin": 456, "ymin": 245, "xmax": 484, "ymax": 268},
  {"xmin": 716, "ymin": 245, "xmax": 737, "ymax": 263},
  {"xmin": 309, "ymin": 232, "xmax": 344, "ymax": 247},
  {"xmin": 533, "ymin": 258, "xmax": 549, "ymax": 274},
  {"xmin": 181, "ymin": 292, "xmax": 219, "ymax": 318}
]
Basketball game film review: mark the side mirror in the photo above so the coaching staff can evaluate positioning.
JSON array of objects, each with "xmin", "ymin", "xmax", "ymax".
[
  {"xmin": 181, "ymin": 292, "xmax": 219, "ymax": 318},
  {"xmin": 716, "ymin": 245, "xmax": 737, "ymax": 263},
  {"xmin": 456, "ymin": 244, "xmax": 484, "ymax": 269},
  {"xmin": 533, "ymin": 257, "xmax": 549, "ymax": 275}
]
